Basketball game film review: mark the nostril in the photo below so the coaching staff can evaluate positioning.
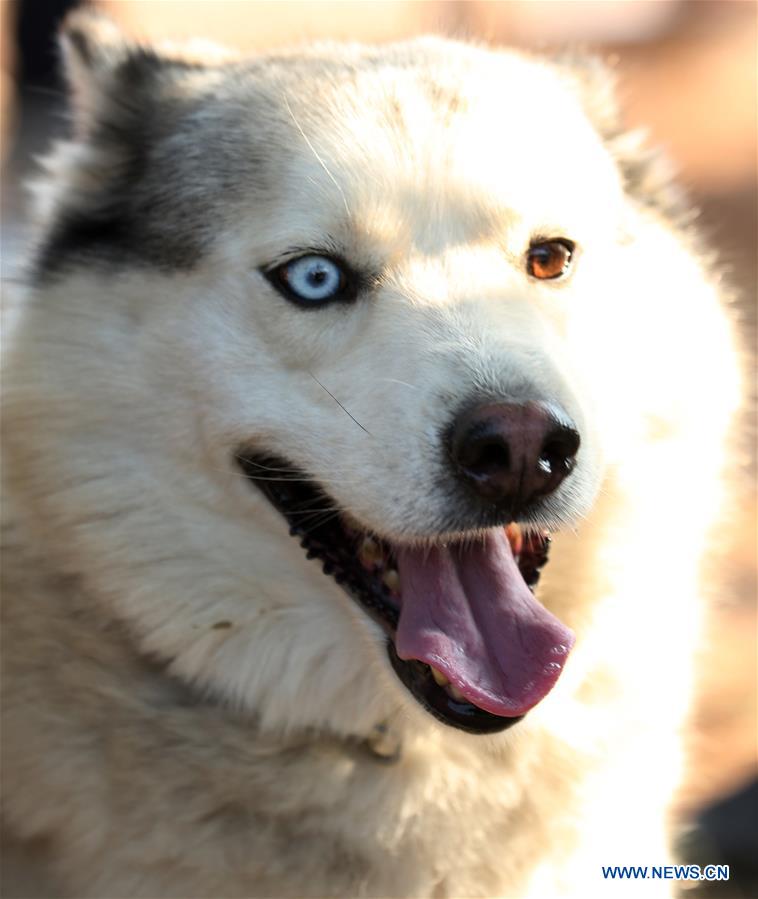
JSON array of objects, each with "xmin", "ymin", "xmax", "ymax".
[
  {"xmin": 539, "ymin": 428, "xmax": 581, "ymax": 475},
  {"xmin": 468, "ymin": 438, "xmax": 511, "ymax": 475}
]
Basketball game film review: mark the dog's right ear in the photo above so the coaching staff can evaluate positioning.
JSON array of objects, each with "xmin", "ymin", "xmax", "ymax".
[
  {"xmin": 59, "ymin": 11, "xmax": 232, "ymax": 141},
  {"xmin": 59, "ymin": 10, "xmax": 144, "ymax": 135}
]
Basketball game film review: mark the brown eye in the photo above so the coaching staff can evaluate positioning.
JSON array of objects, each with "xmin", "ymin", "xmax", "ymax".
[{"xmin": 526, "ymin": 239, "xmax": 575, "ymax": 280}]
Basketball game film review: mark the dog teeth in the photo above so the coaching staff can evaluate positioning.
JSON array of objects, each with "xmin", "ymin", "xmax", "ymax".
[
  {"xmin": 382, "ymin": 568, "xmax": 400, "ymax": 593},
  {"xmin": 428, "ymin": 664, "xmax": 466, "ymax": 701},
  {"xmin": 446, "ymin": 684, "xmax": 466, "ymax": 702},
  {"xmin": 359, "ymin": 536, "xmax": 383, "ymax": 567},
  {"xmin": 430, "ymin": 666, "xmax": 449, "ymax": 687},
  {"xmin": 505, "ymin": 522, "xmax": 523, "ymax": 558}
]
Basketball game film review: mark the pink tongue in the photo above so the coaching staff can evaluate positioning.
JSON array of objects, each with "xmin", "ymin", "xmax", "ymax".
[{"xmin": 395, "ymin": 530, "xmax": 574, "ymax": 717}]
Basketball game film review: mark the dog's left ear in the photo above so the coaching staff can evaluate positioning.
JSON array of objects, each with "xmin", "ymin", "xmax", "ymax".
[
  {"xmin": 556, "ymin": 53, "xmax": 688, "ymax": 227},
  {"xmin": 551, "ymin": 52, "xmax": 621, "ymax": 138}
]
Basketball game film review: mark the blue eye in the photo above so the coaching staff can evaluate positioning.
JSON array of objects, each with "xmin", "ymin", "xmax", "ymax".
[{"xmin": 267, "ymin": 254, "xmax": 352, "ymax": 306}]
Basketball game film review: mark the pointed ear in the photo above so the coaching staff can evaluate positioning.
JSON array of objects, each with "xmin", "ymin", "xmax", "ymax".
[
  {"xmin": 59, "ymin": 10, "xmax": 138, "ymax": 133},
  {"xmin": 554, "ymin": 52, "xmax": 688, "ymax": 227},
  {"xmin": 550, "ymin": 52, "xmax": 621, "ymax": 137},
  {"xmin": 59, "ymin": 10, "xmax": 234, "ymax": 129}
]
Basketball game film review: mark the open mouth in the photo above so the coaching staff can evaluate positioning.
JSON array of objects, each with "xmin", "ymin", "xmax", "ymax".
[{"xmin": 237, "ymin": 453, "xmax": 574, "ymax": 735}]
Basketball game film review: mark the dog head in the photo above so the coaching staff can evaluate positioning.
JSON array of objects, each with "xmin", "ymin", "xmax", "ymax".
[{"xmin": 6, "ymin": 13, "xmax": 735, "ymax": 742}]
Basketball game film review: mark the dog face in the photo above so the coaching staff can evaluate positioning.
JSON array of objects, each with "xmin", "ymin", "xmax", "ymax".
[
  {"xmin": 39, "ymin": 30, "xmax": 613, "ymax": 534},
  {"xmin": 12, "ymin": 16, "xmax": 732, "ymax": 740}
]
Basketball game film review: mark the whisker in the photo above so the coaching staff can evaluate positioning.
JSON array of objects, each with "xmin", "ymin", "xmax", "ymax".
[
  {"xmin": 308, "ymin": 372, "xmax": 372, "ymax": 437},
  {"xmin": 284, "ymin": 95, "xmax": 351, "ymax": 219},
  {"xmin": 374, "ymin": 378, "xmax": 421, "ymax": 392},
  {"xmin": 232, "ymin": 454, "xmax": 362, "ymax": 488},
  {"xmin": 303, "ymin": 510, "xmax": 344, "ymax": 530},
  {"xmin": 233, "ymin": 454, "xmax": 300, "ymax": 472},
  {"xmin": 233, "ymin": 473, "xmax": 324, "ymax": 484},
  {"xmin": 288, "ymin": 507, "xmax": 342, "ymax": 519}
]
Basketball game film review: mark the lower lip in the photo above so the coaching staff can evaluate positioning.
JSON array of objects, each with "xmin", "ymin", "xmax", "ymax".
[{"xmin": 386, "ymin": 642, "xmax": 524, "ymax": 734}]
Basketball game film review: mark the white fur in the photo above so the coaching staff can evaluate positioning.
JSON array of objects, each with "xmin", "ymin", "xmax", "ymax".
[{"xmin": 1, "ymin": 20, "xmax": 740, "ymax": 898}]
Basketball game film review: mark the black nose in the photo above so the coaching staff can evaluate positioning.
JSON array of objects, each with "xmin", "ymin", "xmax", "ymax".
[{"xmin": 449, "ymin": 401, "xmax": 580, "ymax": 510}]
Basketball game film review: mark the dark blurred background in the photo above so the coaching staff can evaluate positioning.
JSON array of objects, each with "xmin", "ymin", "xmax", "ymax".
[{"xmin": 1, "ymin": 1, "xmax": 756, "ymax": 895}]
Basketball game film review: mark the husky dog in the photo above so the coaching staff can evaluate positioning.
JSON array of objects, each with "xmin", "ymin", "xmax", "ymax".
[{"xmin": 1, "ymin": 11, "xmax": 740, "ymax": 898}]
